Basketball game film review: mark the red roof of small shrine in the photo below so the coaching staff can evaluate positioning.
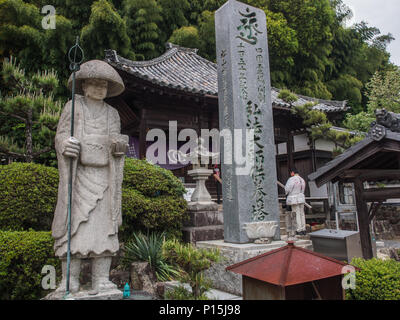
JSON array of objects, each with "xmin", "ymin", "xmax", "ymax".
[{"xmin": 226, "ymin": 242, "xmax": 349, "ymax": 287}]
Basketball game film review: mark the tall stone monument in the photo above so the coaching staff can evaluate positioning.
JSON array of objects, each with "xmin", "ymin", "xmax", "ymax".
[{"xmin": 215, "ymin": 0, "xmax": 280, "ymax": 243}]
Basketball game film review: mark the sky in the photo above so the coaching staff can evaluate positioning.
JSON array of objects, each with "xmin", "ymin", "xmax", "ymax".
[{"xmin": 342, "ymin": 0, "xmax": 400, "ymax": 66}]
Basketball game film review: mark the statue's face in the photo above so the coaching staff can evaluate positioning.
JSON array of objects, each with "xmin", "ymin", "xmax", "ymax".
[{"xmin": 82, "ymin": 79, "xmax": 108, "ymax": 100}]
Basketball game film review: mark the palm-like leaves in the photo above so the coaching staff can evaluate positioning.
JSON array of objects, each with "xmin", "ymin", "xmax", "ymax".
[{"xmin": 122, "ymin": 231, "xmax": 179, "ymax": 281}]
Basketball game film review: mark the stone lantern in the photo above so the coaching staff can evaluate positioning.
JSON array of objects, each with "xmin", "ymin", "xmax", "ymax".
[{"xmin": 168, "ymin": 138, "xmax": 223, "ymax": 243}]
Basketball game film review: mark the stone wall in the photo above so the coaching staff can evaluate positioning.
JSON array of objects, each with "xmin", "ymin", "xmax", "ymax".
[{"xmin": 374, "ymin": 204, "xmax": 400, "ymax": 239}]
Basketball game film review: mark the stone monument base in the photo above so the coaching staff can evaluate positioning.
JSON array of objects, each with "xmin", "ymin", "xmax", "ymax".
[
  {"xmin": 196, "ymin": 239, "xmax": 313, "ymax": 296},
  {"xmin": 182, "ymin": 202, "xmax": 224, "ymax": 243},
  {"xmin": 43, "ymin": 288, "xmax": 123, "ymax": 300}
]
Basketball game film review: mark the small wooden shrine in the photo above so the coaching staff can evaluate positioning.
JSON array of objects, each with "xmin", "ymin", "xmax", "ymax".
[
  {"xmin": 226, "ymin": 241, "xmax": 349, "ymax": 300},
  {"xmin": 309, "ymin": 113, "xmax": 400, "ymax": 259}
]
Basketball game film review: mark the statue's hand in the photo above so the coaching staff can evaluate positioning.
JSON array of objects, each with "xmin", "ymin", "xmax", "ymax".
[{"xmin": 62, "ymin": 137, "xmax": 80, "ymax": 159}]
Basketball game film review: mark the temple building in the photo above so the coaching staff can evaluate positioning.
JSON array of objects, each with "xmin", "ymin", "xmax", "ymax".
[{"xmin": 104, "ymin": 43, "xmax": 349, "ymax": 201}]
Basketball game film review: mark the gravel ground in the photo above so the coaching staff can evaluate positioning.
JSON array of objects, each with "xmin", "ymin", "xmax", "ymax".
[{"xmin": 382, "ymin": 240, "xmax": 400, "ymax": 249}]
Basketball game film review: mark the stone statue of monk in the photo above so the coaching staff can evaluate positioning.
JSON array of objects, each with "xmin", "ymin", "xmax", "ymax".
[{"xmin": 51, "ymin": 60, "xmax": 128, "ymax": 296}]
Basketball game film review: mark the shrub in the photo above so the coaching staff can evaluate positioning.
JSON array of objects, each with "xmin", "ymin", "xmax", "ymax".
[
  {"xmin": 163, "ymin": 240, "xmax": 220, "ymax": 300},
  {"xmin": 0, "ymin": 158, "xmax": 188, "ymax": 241},
  {"xmin": 346, "ymin": 257, "xmax": 400, "ymax": 300},
  {"xmin": 278, "ymin": 89, "xmax": 298, "ymax": 104},
  {"xmin": 120, "ymin": 158, "xmax": 188, "ymax": 240},
  {"xmin": 122, "ymin": 157, "xmax": 186, "ymax": 197},
  {"xmin": 0, "ymin": 231, "xmax": 61, "ymax": 300},
  {"xmin": 0, "ymin": 162, "xmax": 58, "ymax": 231}
]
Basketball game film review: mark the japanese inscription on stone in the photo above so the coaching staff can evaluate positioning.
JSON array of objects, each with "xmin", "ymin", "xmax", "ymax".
[{"xmin": 215, "ymin": 0, "xmax": 279, "ymax": 243}]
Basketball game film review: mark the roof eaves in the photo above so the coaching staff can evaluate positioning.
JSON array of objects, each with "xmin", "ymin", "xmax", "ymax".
[{"xmin": 308, "ymin": 136, "xmax": 375, "ymax": 182}]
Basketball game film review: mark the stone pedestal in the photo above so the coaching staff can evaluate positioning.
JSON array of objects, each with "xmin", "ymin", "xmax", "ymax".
[
  {"xmin": 182, "ymin": 202, "xmax": 224, "ymax": 243},
  {"xmin": 188, "ymin": 168, "xmax": 213, "ymax": 202},
  {"xmin": 43, "ymin": 288, "xmax": 123, "ymax": 300},
  {"xmin": 196, "ymin": 239, "xmax": 313, "ymax": 296}
]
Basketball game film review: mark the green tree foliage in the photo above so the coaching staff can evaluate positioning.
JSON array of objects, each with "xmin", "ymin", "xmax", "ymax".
[
  {"xmin": 344, "ymin": 67, "xmax": 400, "ymax": 132},
  {"xmin": 168, "ymin": 26, "xmax": 201, "ymax": 50},
  {"xmin": 366, "ymin": 68, "xmax": 400, "ymax": 114},
  {"xmin": 81, "ymin": 0, "xmax": 134, "ymax": 60},
  {"xmin": 264, "ymin": 10, "xmax": 298, "ymax": 87},
  {"xmin": 123, "ymin": 0, "xmax": 162, "ymax": 60},
  {"xmin": 158, "ymin": 0, "xmax": 190, "ymax": 44},
  {"xmin": 51, "ymin": 0, "xmax": 94, "ymax": 31},
  {"xmin": 197, "ymin": 10, "xmax": 217, "ymax": 61},
  {"xmin": 267, "ymin": 0, "xmax": 335, "ymax": 99},
  {"xmin": 0, "ymin": 57, "xmax": 61, "ymax": 164},
  {"xmin": 325, "ymin": 2, "xmax": 394, "ymax": 113},
  {"xmin": 0, "ymin": 0, "xmax": 74, "ymax": 80},
  {"xmin": 343, "ymin": 111, "xmax": 375, "ymax": 133},
  {"xmin": 286, "ymin": 93, "xmax": 364, "ymax": 150}
]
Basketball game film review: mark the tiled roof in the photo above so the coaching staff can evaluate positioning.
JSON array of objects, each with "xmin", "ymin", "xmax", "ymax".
[{"xmin": 105, "ymin": 43, "xmax": 348, "ymax": 113}]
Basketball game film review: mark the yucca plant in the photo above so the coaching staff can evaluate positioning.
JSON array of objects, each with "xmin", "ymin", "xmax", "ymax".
[{"xmin": 122, "ymin": 231, "xmax": 179, "ymax": 282}]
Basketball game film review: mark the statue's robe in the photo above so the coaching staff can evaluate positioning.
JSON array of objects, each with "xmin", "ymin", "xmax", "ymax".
[{"xmin": 52, "ymin": 95, "xmax": 127, "ymax": 258}]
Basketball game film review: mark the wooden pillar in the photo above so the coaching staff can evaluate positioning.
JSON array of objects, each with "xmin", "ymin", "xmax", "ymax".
[
  {"xmin": 139, "ymin": 108, "xmax": 147, "ymax": 159},
  {"xmin": 287, "ymin": 131, "xmax": 295, "ymax": 172},
  {"xmin": 311, "ymin": 139, "xmax": 316, "ymax": 172},
  {"xmin": 353, "ymin": 178, "xmax": 373, "ymax": 259}
]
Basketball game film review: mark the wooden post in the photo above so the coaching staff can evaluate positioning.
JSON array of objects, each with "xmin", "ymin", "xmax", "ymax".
[
  {"xmin": 353, "ymin": 178, "xmax": 373, "ymax": 259},
  {"xmin": 139, "ymin": 108, "xmax": 147, "ymax": 159},
  {"xmin": 287, "ymin": 131, "xmax": 294, "ymax": 171}
]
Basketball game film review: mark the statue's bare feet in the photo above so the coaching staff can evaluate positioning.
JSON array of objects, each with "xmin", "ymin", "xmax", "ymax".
[
  {"xmin": 55, "ymin": 279, "xmax": 80, "ymax": 293},
  {"xmin": 90, "ymin": 279, "xmax": 117, "ymax": 295}
]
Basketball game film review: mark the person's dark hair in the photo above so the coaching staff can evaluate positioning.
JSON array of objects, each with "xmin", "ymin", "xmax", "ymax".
[{"xmin": 289, "ymin": 167, "xmax": 299, "ymax": 174}]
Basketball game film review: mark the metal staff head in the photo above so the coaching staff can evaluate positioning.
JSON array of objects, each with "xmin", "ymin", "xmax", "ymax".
[{"xmin": 68, "ymin": 36, "xmax": 84, "ymax": 73}]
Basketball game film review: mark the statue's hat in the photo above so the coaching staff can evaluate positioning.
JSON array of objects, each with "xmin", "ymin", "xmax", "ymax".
[{"xmin": 67, "ymin": 60, "xmax": 125, "ymax": 97}]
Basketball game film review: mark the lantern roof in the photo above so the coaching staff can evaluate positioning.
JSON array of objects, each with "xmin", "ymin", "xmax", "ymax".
[{"xmin": 226, "ymin": 241, "xmax": 350, "ymax": 287}]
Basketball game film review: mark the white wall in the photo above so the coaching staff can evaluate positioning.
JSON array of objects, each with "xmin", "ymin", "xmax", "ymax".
[
  {"xmin": 315, "ymin": 138, "xmax": 336, "ymax": 152},
  {"xmin": 277, "ymin": 134, "xmax": 336, "ymax": 155},
  {"xmin": 293, "ymin": 133, "xmax": 310, "ymax": 152}
]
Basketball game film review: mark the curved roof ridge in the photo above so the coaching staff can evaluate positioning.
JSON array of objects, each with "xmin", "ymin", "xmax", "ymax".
[
  {"xmin": 105, "ymin": 45, "xmax": 348, "ymax": 112},
  {"xmin": 115, "ymin": 46, "xmax": 178, "ymax": 67}
]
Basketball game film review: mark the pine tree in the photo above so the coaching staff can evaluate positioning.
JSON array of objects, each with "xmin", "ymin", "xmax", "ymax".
[{"xmin": 0, "ymin": 57, "xmax": 62, "ymax": 163}]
